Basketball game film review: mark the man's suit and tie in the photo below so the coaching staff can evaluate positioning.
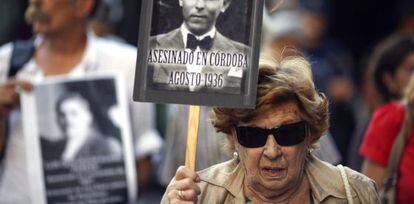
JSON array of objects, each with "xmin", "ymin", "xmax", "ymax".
[{"xmin": 148, "ymin": 27, "xmax": 249, "ymax": 94}]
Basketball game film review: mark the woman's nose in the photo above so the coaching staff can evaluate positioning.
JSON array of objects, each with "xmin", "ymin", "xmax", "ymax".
[{"xmin": 263, "ymin": 134, "xmax": 282, "ymax": 160}]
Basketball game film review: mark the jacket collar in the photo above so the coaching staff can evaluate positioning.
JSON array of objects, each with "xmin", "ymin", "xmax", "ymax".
[
  {"xmin": 198, "ymin": 159, "xmax": 245, "ymax": 199},
  {"xmin": 305, "ymin": 154, "xmax": 357, "ymax": 202}
]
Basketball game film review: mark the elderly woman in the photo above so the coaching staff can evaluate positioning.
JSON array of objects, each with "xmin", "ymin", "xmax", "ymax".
[{"xmin": 161, "ymin": 52, "xmax": 380, "ymax": 203}]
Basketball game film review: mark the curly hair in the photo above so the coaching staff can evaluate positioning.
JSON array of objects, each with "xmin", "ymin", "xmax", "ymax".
[{"xmin": 212, "ymin": 51, "xmax": 329, "ymax": 152}]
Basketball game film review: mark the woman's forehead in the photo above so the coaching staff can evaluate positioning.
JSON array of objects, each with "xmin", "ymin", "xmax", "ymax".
[{"xmin": 244, "ymin": 101, "xmax": 301, "ymax": 128}]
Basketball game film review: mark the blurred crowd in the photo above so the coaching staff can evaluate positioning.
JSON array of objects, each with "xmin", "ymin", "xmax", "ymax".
[{"xmin": 0, "ymin": 0, "xmax": 413, "ymax": 203}]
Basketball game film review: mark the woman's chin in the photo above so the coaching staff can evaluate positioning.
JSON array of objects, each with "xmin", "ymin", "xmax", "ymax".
[{"xmin": 257, "ymin": 168, "xmax": 290, "ymax": 191}]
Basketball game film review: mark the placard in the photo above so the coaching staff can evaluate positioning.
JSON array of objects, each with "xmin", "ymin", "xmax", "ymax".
[
  {"xmin": 21, "ymin": 74, "xmax": 136, "ymax": 204},
  {"xmin": 134, "ymin": 0, "xmax": 263, "ymax": 108}
]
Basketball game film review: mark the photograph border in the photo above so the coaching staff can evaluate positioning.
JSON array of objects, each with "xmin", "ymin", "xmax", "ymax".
[
  {"xmin": 21, "ymin": 73, "xmax": 137, "ymax": 204},
  {"xmin": 133, "ymin": 0, "xmax": 263, "ymax": 108}
]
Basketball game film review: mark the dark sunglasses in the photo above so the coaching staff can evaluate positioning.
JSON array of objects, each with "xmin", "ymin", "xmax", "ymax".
[{"xmin": 234, "ymin": 121, "xmax": 306, "ymax": 148}]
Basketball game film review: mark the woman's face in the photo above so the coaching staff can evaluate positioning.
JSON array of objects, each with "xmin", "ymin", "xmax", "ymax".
[
  {"xmin": 387, "ymin": 52, "xmax": 414, "ymax": 97},
  {"xmin": 233, "ymin": 101, "xmax": 309, "ymax": 195},
  {"xmin": 58, "ymin": 97, "xmax": 93, "ymax": 138}
]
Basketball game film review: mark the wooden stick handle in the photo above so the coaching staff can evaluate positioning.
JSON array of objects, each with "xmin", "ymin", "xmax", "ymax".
[{"xmin": 185, "ymin": 105, "xmax": 200, "ymax": 170}]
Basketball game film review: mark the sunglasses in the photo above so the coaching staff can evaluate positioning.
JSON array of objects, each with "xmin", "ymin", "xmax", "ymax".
[{"xmin": 234, "ymin": 121, "xmax": 306, "ymax": 148}]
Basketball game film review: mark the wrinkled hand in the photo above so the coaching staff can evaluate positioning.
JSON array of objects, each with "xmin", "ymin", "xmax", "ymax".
[
  {"xmin": 0, "ymin": 79, "xmax": 32, "ymax": 116},
  {"xmin": 166, "ymin": 166, "xmax": 201, "ymax": 204}
]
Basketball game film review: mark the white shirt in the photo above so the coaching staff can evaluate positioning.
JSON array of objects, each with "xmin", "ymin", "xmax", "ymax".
[
  {"xmin": 180, "ymin": 24, "xmax": 216, "ymax": 91},
  {"xmin": 180, "ymin": 24, "xmax": 216, "ymax": 48},
  {"xmin": 0, "ymin": 33, "xmax": 163, "ymax": 203}
]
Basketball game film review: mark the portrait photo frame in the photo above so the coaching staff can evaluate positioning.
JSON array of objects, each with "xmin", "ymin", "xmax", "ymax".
[
  {"xmin": 21, "ymin": 74, "xmax": 137, "ymax": 204},
  {"xmin": 133, "ymin": 0, "xmax": 263, "ymax": 108}
]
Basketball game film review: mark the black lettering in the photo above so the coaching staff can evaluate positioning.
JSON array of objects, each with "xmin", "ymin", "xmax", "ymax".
[
  {"xmin": 214, "ymin": 52, "xmax": 220, "ymax": 66},
  {"xmin": 162, "ymin": 50, "xmax": 168, "ymax": 63},
  {"xmin": 209, "ymin": 53, "xmax": 215, "ymax": 66},
  {"xmin": 180, "ymin": 72, "xmax": 186, "ymax": 85},
  {"xmin": 174, "ymin": 72, "xmax": 180, "ymax": 85},
  {"xmin": 220, "ymin": 53, "xmax": 226, "ymax": 66},
  {"xmin": 168, "ymin": 72, "xmax": 174, "ymax": 85},
  {"xmin": 201, "ymin": 52, "xmax": 208, "ymax": 66},
  {"xmin": 147, "ymin": 50, "xmax": 153, "ymax": 63},
  {"xmin": 196, "ymin": 73, "xmax": 201, "ymax": 85},
  {"xmin": 188, "ymin": 51, "xmax": 194, "ymax": 64},
  {"xmin": 232, "ymin": 54, "xmax": 238, "ymax": 67}
]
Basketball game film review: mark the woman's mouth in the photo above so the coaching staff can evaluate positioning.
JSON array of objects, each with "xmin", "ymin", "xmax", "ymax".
[{"xmin": 261, "ymin": 167, "xmax": 286, "ymax": 179}]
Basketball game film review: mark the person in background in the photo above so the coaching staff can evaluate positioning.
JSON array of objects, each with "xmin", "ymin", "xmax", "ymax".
[
  {"xmin": 299, "ymin": 0, "xmax": 356, "ymax": 164},
  {"xmin": 397, "ymin": 0, "xmax": 414, "ymax": 35},
  {"xmin": 89, "ymin": 0, "xmax": 125, "ymax": 42},
  {"xmin": 360, "ymin": 35, "xmax": 414, "ymax": 204},
  {"xmin": 0, "ymin": 0, "xmax": 162, "ymax": 202},
  {"xmin": 262, "ymin": 4, "xmax": 341, "ymax": 165},
  {"xmin": 161, "ymin": 50, "xmax": 379, "ymax": 203},
  {"xmin": 367, "ymin": 35, "xmax": 414, "ymax": 105},
  {"xmin": 348, "ymin": 1, "xmax": 414, "ymax": 171}
]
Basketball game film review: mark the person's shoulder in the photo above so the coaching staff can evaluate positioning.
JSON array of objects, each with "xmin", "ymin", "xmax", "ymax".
[
  {"xmin": 342, "ymin": 165, "xmax": 377, "ymax": 189},
  {"xmin": 93, "ymin": 36, "xmax": 137, "ymax": 59},
  {"xmin": 370, "ymin": 101, "xmax": 404, "ymax": 130},
  {"xmin": 197, "ymin": 159, "xmax": 239, "ymax": 186},
  {"xmin": 215, "ymin": 32, "xmax": 248, "ymax": 52},
  {"xmin": 94, "ymin": 37, "xmax": 136, "ymax": 53},
  {"xmin": 196, "ymin": 159, "xmax": 244, "ymax": 202},
  {"xmin": 373, "ymin": 102, "xmax": 404, "ymax": 117},
  {"xmin": 344, "ymin": 166, "xmax": 380, "ymax": 202},
  {"xmin": 306, "ymin": 155, "xmax": 379, "ymax": 202},
  {"xmin": 150, "ymin": 28, "xmax": 181, "ymax": 46}
]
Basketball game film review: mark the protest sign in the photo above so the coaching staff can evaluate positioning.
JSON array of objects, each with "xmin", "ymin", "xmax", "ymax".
[
  {"xmin": 134, "ymin": 0, "xmax": 263, "ymax": 108},
  {"xmin": 21, "ymin": 74, "xmax": 136, "ymax": 204}
]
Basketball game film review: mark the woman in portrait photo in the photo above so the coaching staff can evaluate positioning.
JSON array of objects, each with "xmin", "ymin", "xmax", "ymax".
[{"xmin": 41, "ymin": 88, "xmax": 122, "ymax": 162}]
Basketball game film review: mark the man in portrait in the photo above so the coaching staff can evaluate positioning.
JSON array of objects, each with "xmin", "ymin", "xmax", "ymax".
[{"xmin": 148, "ymin": 0, "xmax": 250, "ymax": 94}]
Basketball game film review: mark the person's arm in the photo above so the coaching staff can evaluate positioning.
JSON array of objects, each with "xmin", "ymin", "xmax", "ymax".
[{"xmin": 361, "ymin": 159, "xmax": 387, "ymax": 189}]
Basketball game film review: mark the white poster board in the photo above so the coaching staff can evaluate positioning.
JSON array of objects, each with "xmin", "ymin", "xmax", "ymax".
[{"xmin": 21, "ymin": 74, "xmax": 136, "ymax": 204}]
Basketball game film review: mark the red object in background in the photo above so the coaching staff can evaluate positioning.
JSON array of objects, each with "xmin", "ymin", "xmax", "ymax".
[{"xmin": 360, "ymin": 102, "xmax": 414, "ymax": 204}]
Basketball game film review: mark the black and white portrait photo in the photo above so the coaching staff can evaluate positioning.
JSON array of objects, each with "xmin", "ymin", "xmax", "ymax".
[
  {"xmin": 134, "ymin": 0, "xmax": 262, "ymax": 107},
  {"xmin": 21, "ymin": 75, "xmax": 136, "ymax": 204},
  {"xmin": 148, "ymin": 0, "xmax": 251, "ymax": 94},
  {"xmin": 40, "ymin": 82, "xmax": 122, "ymax": 163}
]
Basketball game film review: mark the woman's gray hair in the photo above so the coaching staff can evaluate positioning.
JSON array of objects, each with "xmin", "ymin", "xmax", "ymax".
[{"xmin": 213, "ymin": 50, "xmax": 329, "ymax": 154}]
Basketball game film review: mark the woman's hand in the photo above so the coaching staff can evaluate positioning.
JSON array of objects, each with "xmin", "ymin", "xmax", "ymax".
[{"xmin": 166, "ymin": 166, "xmax": 201, "ymax": 204}]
